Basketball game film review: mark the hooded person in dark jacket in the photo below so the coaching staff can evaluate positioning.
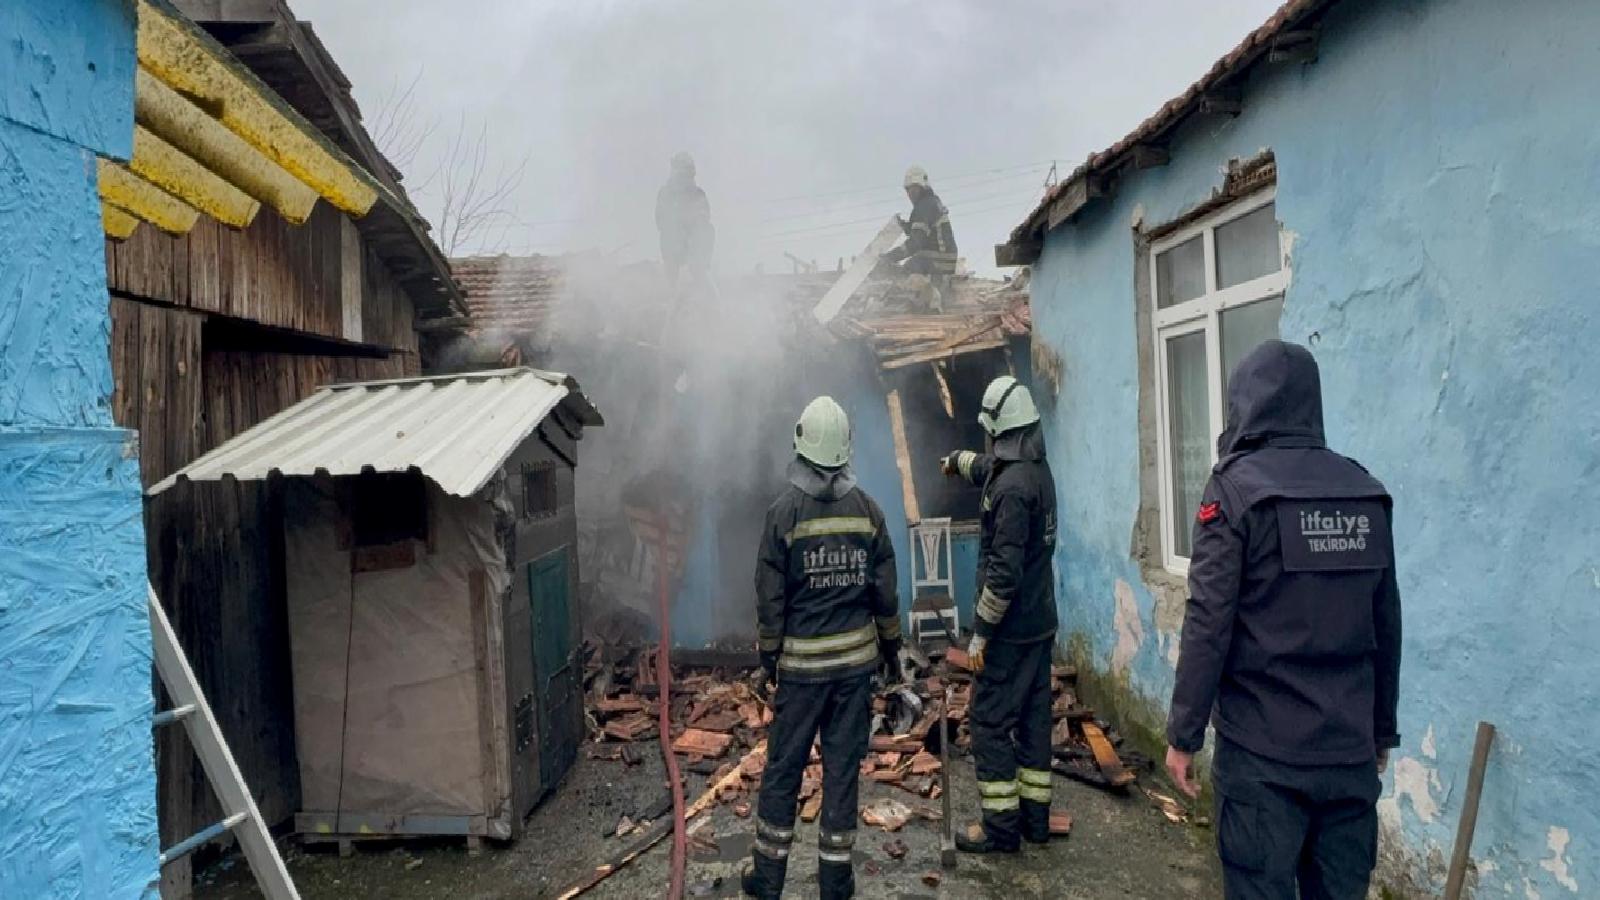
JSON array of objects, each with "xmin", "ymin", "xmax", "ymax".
[
  {"xmin": 744, "ymin": 396, "xmax": 899, "ymax": 900},
  {"xmin": 940, "ymin": 375, "xmax": 1059, "ymax": 854},
  {"xmin": 1166, "ymin": 340, "xmax": 1402, "ymax": 900}
]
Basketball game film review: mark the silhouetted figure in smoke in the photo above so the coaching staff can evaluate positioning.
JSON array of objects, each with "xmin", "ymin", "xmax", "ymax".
[{"xmin": 655, "ymin": 151, "xmax": 715, "ymax": 292}]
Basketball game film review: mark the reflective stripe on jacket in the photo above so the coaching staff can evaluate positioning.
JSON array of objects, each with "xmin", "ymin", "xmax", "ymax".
[{"xmin": 756, "ymin": 461, "xmax": 900, "ymax": 683}]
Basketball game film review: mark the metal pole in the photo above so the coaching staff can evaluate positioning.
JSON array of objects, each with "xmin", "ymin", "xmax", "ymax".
[{"xmin": 1443, "ymin": 721, "xmax": 1496, "ymax": 900}]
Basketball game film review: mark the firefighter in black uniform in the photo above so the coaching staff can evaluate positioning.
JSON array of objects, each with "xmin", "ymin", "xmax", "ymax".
[
  {"xmin": 939, "ymin": 375, "xmax": 1059, "ymax": 854},
  {"xmin": 882, "ymin": 165, "xmax": 958, "ymax": 309},
  {"xmin": 743, "ymin": 396, "xmax": 900, "ymax": 900},
  {"xmin": 1166, "ymin": 340, "xmax": 1402, "ymax": 900}
]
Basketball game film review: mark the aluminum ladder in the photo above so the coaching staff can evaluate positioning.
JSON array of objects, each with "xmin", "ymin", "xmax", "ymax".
[{"xmin": 149, "ymin": 585, "xmax": 299, "ymax": 900}]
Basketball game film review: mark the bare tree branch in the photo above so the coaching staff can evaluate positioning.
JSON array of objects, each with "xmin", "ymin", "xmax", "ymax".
[
  {"xmin": 435, "ymin": 114, "xmax": 529, "ymax": 255},
  {"xmin": 371, "ymin": 71, "xmax": 527, "ymax": 256},
  {"xmin": 371, "ymin": 68, "xmax": 437, "ymax": 175}
]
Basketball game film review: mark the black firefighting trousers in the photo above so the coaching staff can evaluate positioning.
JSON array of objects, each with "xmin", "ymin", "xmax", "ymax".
[
  {"xmin": 748, "ymin": 674, "xmax": 872, "ymax": 899},
  {"xmin": 970, "ymin": 637, "xmax": 1054, "ymax": 847},
  {"xmin": 1212, "ymin": 736, "xmax": 1381, "ymax": 900}
]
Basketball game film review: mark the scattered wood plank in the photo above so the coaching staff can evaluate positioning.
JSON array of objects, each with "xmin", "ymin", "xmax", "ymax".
[
  {"xmin": 800, "ymin": 793, "xmax": 823, "ymax": 823},
  {"xmin": 884, "ymin": 389, "xmax": 920, "ymax": 524},
  {"xmin": 1081, "ymin": 722, "xmax": 1136, "ymax": 789},
  {"xmin": 869, "ymin": 735, "xmax": 923, "ymax": 754},
  {"xmin": 880, "ymin": 337, "xmax": 1008, "ymax": 370},
  {"xmin": 594, "ymin": 696, "xmax": 648, "ymax": 716}
]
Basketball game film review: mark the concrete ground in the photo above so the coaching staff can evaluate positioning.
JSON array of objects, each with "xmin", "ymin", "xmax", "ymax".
[{"xmin": 197, "ymin": 748, "xmax": 1221, "ymax": 899}]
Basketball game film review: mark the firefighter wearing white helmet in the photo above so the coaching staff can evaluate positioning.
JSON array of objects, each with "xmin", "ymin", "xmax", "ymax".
[
  {"xmin": 882, "ymin": 165, "xmax": 958, "ymax": 308},
  {"xmin": 744, "ymin": 397, "xmax": 901, "ymax": 900},
  {"xmin": 940, "ymin": 375, "xmax": 1059, "ymax": 855}
]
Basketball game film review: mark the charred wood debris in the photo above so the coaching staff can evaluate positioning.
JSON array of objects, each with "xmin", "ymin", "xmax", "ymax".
[{"xmin": 579, "ymin": 640, "xmax": 1191, "ymax": 849}]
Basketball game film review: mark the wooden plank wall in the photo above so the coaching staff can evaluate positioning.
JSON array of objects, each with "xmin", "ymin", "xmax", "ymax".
[
  {"xmin": 106, "ymin": 201, "xmax": 425, "ymax": 896},
  {"xmin": 107, "ymin": 204, "xmax": 346, "ymax": 341}
]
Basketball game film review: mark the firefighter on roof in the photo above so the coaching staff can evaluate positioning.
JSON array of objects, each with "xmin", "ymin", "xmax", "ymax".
[
  {"xmin": 882, "ymin": 165, "xmax": 958, "ymax": 310},
  {"xmin": 743, "ymin": 396, "xmax": 901, "ymax": 900},
  {"xmin": 940, "ymin": 375, "xmax": 1060, "ymax": 854}
]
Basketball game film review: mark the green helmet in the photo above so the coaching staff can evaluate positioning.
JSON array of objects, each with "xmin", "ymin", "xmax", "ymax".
[
  {"xmin": 794, "ymin": 396, "xmax": 851, "ymax": 468},
  {"xmin": 977, "ymin": 375, "xmax": 1040, "ymax": 437}
]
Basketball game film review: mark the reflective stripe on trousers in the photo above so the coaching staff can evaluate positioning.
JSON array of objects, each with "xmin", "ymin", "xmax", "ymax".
[
  {"xmin": 979, "ymin": 779, "xmax": 1020, "ymax": 811},
  {"xmin": 755, "ymin": 816, "xmax": 794, "ymax": 860},
  {"xmin": 818, "ymin": 828, "xmax": 855, "ymax": 865},
  {"xmin": 1019, "ymin": 766, "xmax": 1052, "ymax": 803}
]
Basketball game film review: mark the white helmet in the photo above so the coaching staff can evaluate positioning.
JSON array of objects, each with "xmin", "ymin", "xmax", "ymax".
[
  {"xmin": 794, "ymin": 396, "xmax": 851, "ymax": 468},
  {"xmin": 977, "ymin": 376, "xmax": 1040, "ymax": 437},
  {"xmin": 671, "ymin": 152, "xmax": 695, "ymax": 175},
  {"xmin": 903, "ymin": 165, "xmax": 930, "ymax": 189}
]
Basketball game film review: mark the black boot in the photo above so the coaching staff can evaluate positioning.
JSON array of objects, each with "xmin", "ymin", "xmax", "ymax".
[
  {"xmin": 818, "ymin": 860, "xmax": 855, "ymax": 899},
  {"xmin": 954, "ymin": 821, "xmax": 1019, "ymax": 854},
  {"xmin": 741, "ymin": 858, "xmax": 784, "ymax": 899}
]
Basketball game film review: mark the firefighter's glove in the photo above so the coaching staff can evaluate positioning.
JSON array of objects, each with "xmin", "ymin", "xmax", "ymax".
[
  {"xmin": 759, "ymin": 650, "xmax": 779, "ymax": 688},
  {"xmin": 878, "ymin": 637, "xmax": 903, "ymax": 686},
  {"xmin": 941, "ymin": 451, "xmax": 974, "ymax": 479},
  {"xmin": 967, "ymin": 635, "xmax": 988, "ymax": 674}
]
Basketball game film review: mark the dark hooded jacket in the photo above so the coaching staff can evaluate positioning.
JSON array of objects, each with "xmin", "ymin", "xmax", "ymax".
[
  {"xmin": 955, "ymin": 424, "xmax": 1058, "ymax": 644},
  {"xmin": 755, "ymin": 459, "xmax": 900, "ymax": 683},
  {"xmin": 1167, "ymin": 341, "xmax": 1402, "ymax": 766}
]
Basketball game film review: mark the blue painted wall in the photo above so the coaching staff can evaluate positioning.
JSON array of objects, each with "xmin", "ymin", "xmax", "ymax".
[
  {"xmin": 0, "ymin": 2, "xmax": 156, "ymax": 897},
  {"xmin": 1030, "ymin": 0, "xmax": 1599, "ymax": 894}
]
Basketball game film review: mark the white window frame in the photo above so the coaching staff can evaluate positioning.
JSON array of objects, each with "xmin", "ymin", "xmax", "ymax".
[{"xmin": 1151, "ymin": 187, "xmax": 1289, "ymax": 574}]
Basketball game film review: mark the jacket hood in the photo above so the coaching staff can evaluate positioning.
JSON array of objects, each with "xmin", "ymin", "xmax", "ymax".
[
  {"xmin": 992, "ymin": 422, "xmax": 1046, "ymax": 462},
  {"xmin": 1217, "ymin": 340, "xmax": 1326, "ymax": 457},
  {"xmin": 788, "ymin": 457, "xmax": 857, "ymax": 500}
]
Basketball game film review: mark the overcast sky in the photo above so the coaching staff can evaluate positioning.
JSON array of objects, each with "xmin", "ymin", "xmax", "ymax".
[{"xmin": 292, "ymin": 0, "xmax": 1283, "ymax": 276}]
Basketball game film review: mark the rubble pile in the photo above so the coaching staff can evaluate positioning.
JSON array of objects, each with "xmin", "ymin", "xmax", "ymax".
[{"xmin": 582, "ymin": 640, "xmax": 1150, "ymax": 822}]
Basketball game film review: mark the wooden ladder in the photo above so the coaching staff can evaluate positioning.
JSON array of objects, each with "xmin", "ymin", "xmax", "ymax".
[{"xmin": 149, "ymin": 585, "xmax": 300, "ymax": 900}]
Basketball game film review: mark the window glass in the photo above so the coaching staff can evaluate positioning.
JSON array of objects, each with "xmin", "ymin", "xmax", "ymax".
[
  {"xmin": 1165, "ymin": 331, "xmax": 1210, "ymax": 557},
  {"xmin": 1155, "ymin": 235, "xmax": 1206, "ymax": 308},
  {"xmin": 1220, "ymin": 295, "xmax": 1285, "ymax": 391},
  {"xmin": 1215, "ymin": 202, "xmax": 1281, "ymax": 289}
]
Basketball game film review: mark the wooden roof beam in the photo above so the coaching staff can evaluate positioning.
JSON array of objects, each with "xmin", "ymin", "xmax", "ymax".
[
  {"xmin": 1199, "ymin": 88, "xmax": 1243, "ymax": 117},
  {"xmin": 1269, "ymin": 28, "xmax": 1320, "ymax": 65}
]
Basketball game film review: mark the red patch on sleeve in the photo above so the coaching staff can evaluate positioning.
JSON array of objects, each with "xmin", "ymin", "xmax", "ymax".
[{"xmin": 1197, "ymin": 501, "xmax": 1222, "ymax": 524}]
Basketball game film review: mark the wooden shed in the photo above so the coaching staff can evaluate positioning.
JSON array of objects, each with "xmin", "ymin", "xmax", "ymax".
[
  {"xmin": 95, "ymin": 2, "xmax": 465, "ymax": 889},
  {"xmin": 153, "ymin": 369, "xmax": 603, "ymax": 840}
]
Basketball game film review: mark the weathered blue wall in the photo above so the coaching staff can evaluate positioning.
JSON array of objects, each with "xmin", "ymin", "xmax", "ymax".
[
  {"xmin": 1030, "ymin": 0, "xmax": 1598, "ymax": 894},
  {"xmin": 0, "ymin": 1, "xmax": 157, "ymax": 897}
]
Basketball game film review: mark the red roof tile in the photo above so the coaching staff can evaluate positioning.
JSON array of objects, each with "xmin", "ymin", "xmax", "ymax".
[{"xmin": 451, "ymin": 254, "xmax": 565, "ymax": 337}]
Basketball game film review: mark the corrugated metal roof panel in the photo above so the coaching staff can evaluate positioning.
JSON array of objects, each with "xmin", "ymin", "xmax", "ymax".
[{"xmin": 150, "ymin": 368, "xmax": 602, "ymax": 498}]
